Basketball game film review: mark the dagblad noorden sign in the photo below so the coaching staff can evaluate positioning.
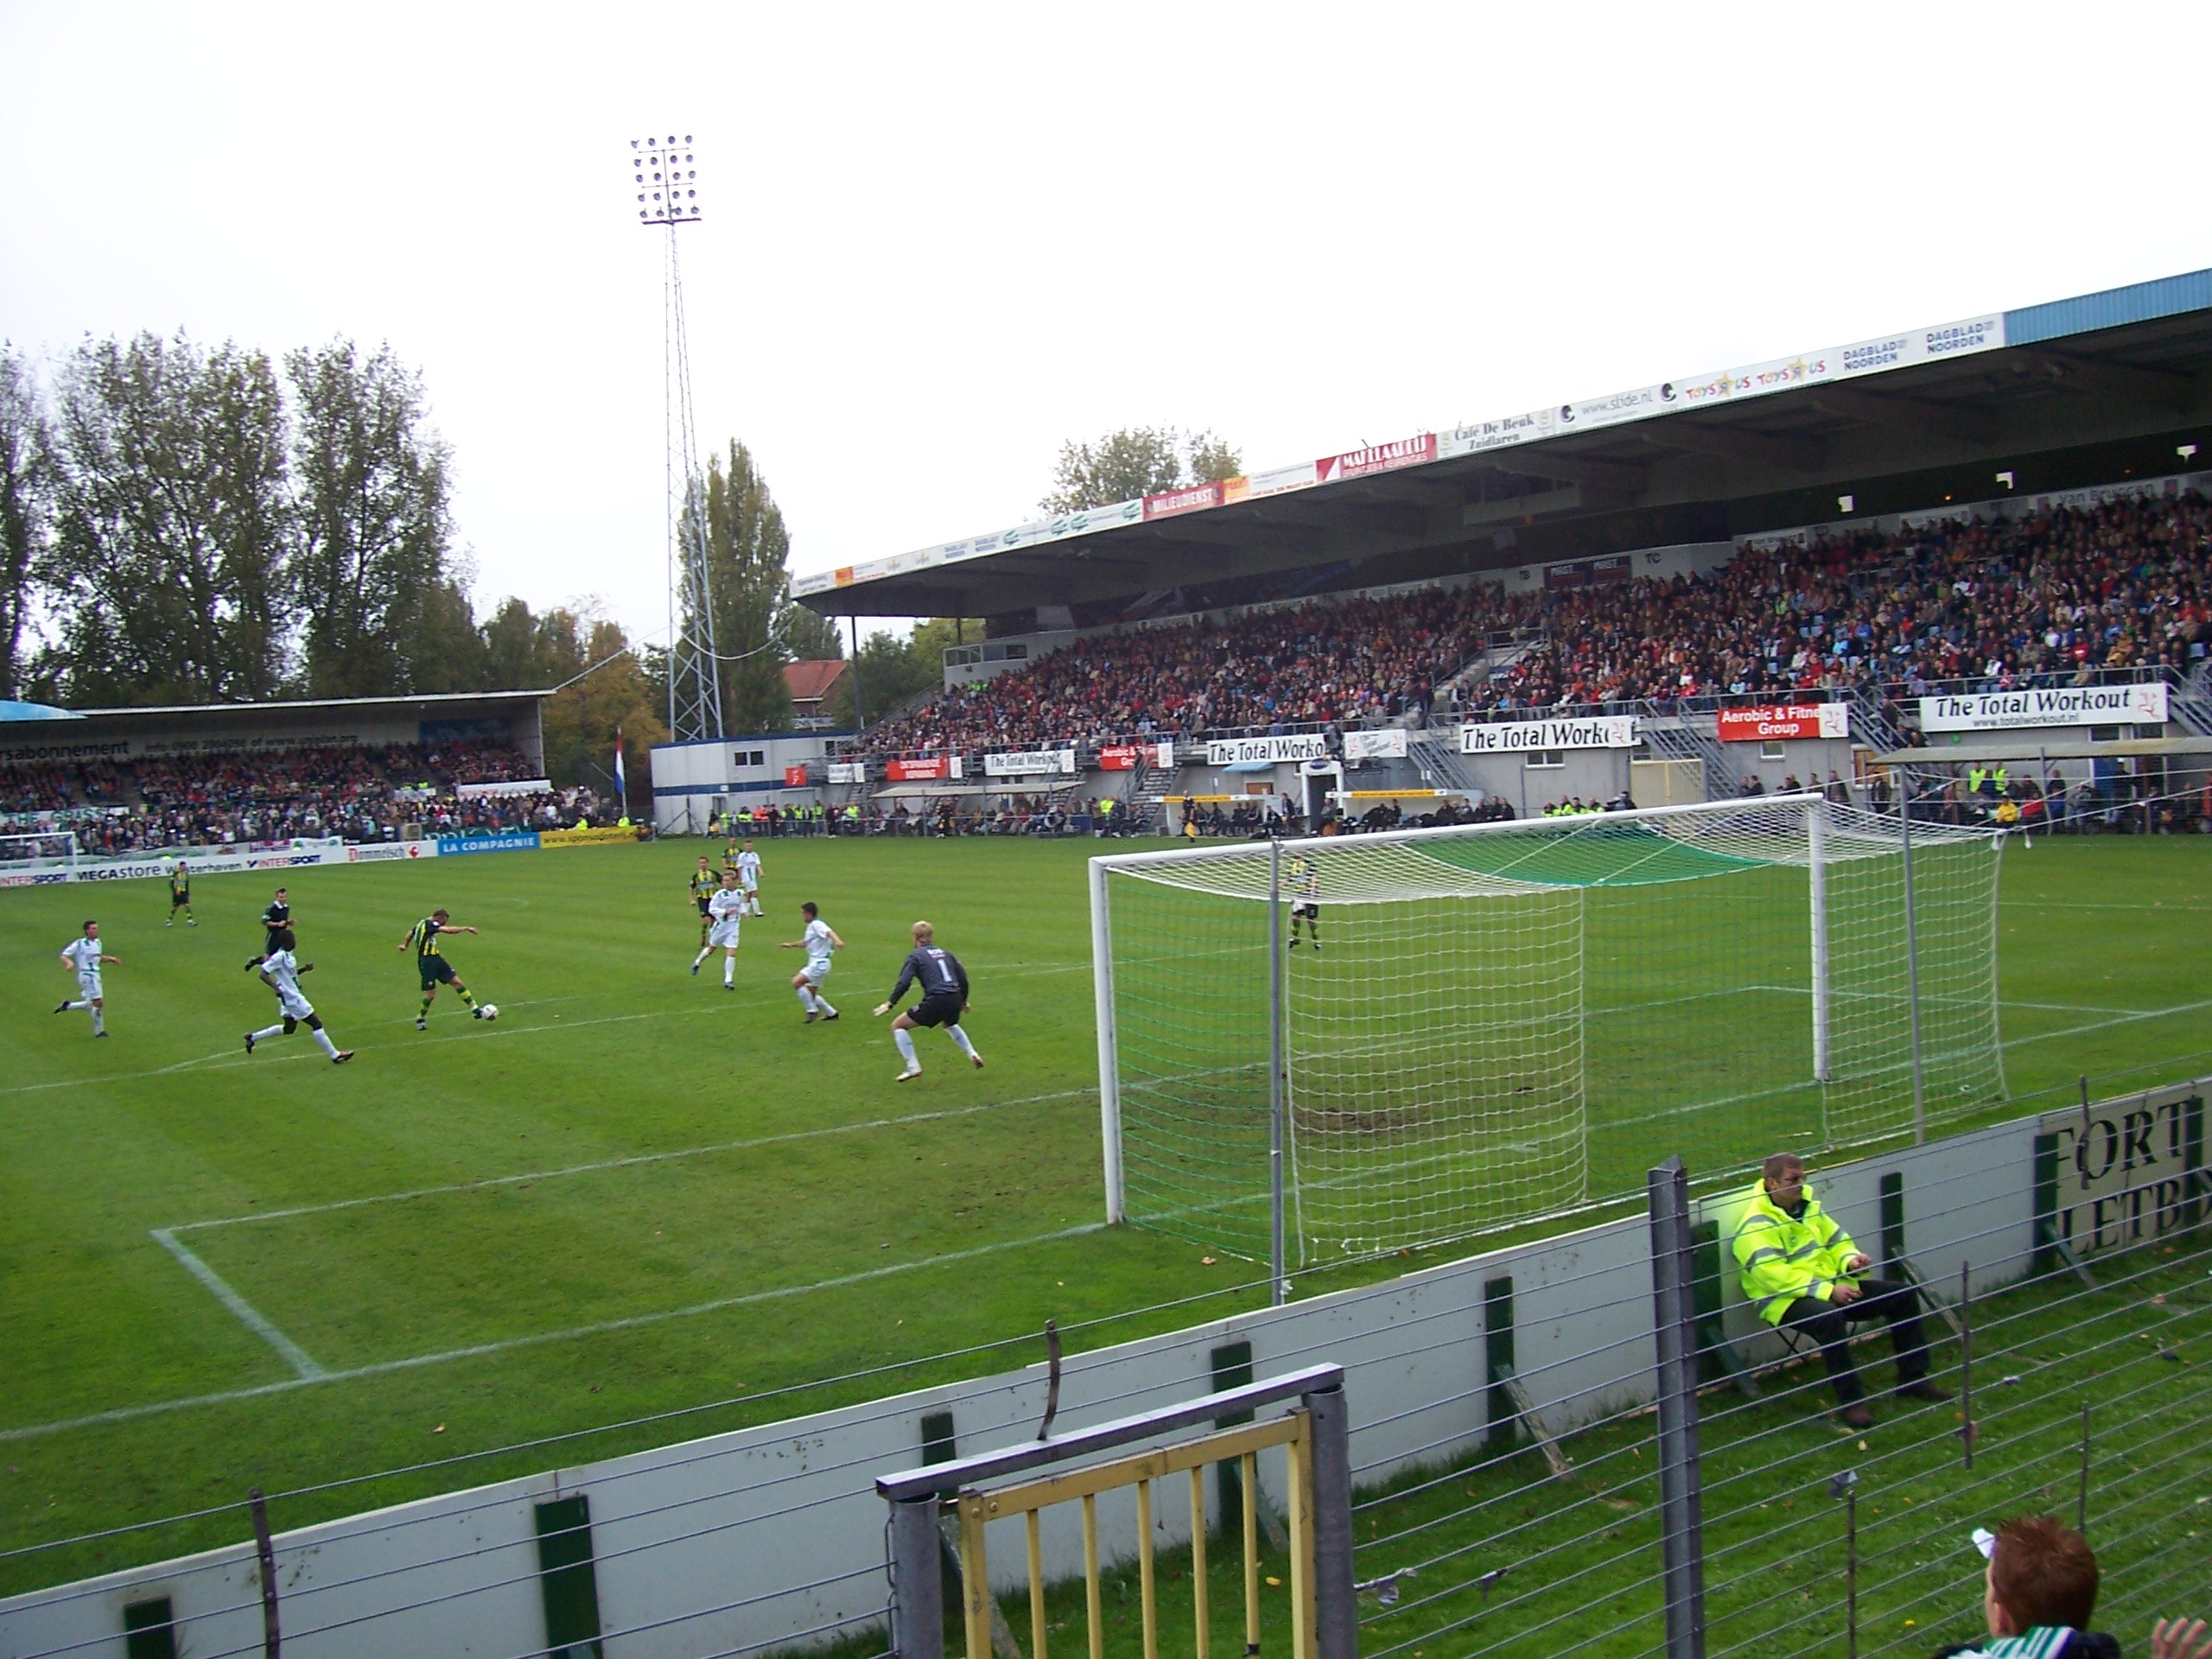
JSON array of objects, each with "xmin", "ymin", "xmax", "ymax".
[
  {"xmin": 1919, "ymin": 683, "xmax": 2168, "ymax": 733},
  {"xmin": 1459, "ymin": 715, "xmax": 1636, "ymax": 754},
  {"xmin": 2038, "ymin": 1084, "xmax": 2206, "ymax": 1259}
]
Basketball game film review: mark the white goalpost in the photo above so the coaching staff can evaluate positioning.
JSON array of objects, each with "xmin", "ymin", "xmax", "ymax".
[
  {"xmin": 1088, "ymin": 795, "xmax": 2005, "ymax": 1274},
  {"xmin": 0, "ymin": 830, "xmax": 81, "ymax": 872}
]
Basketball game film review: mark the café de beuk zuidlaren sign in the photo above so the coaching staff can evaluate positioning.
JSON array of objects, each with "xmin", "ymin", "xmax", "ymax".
[{"xmin": 2037, "ymin": 1083, "xmax": 2206, "ymax": 1258}]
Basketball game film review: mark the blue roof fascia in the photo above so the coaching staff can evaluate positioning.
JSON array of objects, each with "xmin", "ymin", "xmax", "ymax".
[{"xmin": 2005, "ymin": 267, "xmax": 2212, "ymax": 348}]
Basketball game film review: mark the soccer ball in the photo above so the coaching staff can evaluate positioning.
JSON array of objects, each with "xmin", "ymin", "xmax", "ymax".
[{"xmin": 479, "ymin": 1004, "xmax": 499, "ymax": 1021}]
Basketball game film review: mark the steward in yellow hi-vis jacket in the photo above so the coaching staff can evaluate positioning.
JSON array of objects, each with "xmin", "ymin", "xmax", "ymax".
[{"xmin": 1730, "ymin": 1153, "xmax": 1948, "ymax": 1427}]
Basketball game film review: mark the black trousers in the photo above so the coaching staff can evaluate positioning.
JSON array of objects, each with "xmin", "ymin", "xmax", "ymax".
[{"xmin": 1777, "ymin": 1278, "xmax": 1931, "ymax": 1408}]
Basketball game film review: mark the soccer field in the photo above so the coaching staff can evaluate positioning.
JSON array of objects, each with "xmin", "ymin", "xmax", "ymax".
[{"xmin": 2, "ymin": 833, "xmax": 2209, "ymax": 1586}]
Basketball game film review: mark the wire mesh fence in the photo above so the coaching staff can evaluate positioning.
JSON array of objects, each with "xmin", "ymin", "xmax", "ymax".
[
  {"xmin": 3, "ymin": 1074, "xmax": 2208, "ymax": 1659},
  {"xmin": 1347, "ymin": 1154, "xmax": 2212, "ymax": 1659}
]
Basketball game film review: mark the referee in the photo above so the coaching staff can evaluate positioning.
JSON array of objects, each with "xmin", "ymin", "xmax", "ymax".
[
  {"xmin": 874, "ymin": 921, "xmax": 984, "ymax": 1082},
  {"xmin": 244, "ymin": 886, "xmax": 292, "ymax": 970}
]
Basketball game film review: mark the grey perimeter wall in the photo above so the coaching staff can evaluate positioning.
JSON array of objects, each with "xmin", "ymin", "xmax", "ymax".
[{"xmin": 0, "ymin": 1107, "xmax": 2094, "ymax": 1659}]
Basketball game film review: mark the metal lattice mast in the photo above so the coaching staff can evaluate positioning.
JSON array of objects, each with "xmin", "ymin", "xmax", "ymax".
[{"xmin": 632, "ymin": 132, "xmax": 721, "ymax": 743}]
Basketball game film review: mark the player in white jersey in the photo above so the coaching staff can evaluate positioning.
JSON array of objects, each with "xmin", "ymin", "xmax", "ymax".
[
  {"xmin": 692, "ymin": 870, "xmax": 747, "ymax": 988},
  {"xmin": 778, "ymin": 900, "xmax": 844, "ymax": 1022},
  {"xmin": 54, "ymin": 920, "xmax": 119, "ymax": 1037},
  {"xmin": 244, "ymin": 929, "xmax": 354, "ymax": 1063},
  {"xmin": 735, "ymin": 840, "xmax": 763, "ymax": 917}
]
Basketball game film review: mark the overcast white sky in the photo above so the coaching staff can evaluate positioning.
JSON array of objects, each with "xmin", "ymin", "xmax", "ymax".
[{"xmin": 3, "ymin": 3, "xmax": 2206, "ymax": 651}]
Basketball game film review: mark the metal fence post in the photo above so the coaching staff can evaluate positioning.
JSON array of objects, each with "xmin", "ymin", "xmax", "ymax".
[
  {"xmin": 1648, "ymin": 1156, "xmax": 1707, "ymax": 1659},
  {"xmin": 889, "ymin": 1493, "xmax": 945, "ymax": 1659},
  {"xmin": 1898, "ymin": 764, "xmax": 1927, "ymax": 1144},
  {"xmin": 1305, "ymin": 1382, "xmax": 1358, "ymax": 1659},
  {"xmin": 1269, "ymin": 837, "xmax": 1288, "ymax": 1304}
]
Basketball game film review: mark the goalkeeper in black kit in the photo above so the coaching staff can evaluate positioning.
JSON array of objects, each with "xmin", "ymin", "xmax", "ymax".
[{"xmin": 874, "ymin": 921, "xmax": 984, "ymax": 1083}]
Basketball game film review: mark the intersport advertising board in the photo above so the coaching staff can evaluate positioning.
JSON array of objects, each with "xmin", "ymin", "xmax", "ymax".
[{"xmin": 1918, "ymin": 683, "xmax": 2168, "ymax": 733}]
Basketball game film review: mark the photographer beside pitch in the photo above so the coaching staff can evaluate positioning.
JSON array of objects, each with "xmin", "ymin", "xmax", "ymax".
[
  {"xmin": 1732, "ymin": 1152, "xmax": 1947, "ymax": 1428},
  {"xmin": 873, "ymin": 921, "xmax": 984, "ymax": 1082}
]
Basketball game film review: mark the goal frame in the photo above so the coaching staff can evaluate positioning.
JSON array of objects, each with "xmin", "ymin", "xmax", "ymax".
[{"xmin": 1088, "ymin": 791, "xmax": 1984, "ymax": 1265}]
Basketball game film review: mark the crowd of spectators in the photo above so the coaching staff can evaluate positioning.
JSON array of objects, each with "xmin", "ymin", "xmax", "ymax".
[
  {"xmin": 864, "ymin": 583, "xmax": 1537, "ymax": 759},
  {"xmin": 1478, "ymin": 492, "xmax": 2212, "ymax": 715},
  {"xmin": 855, "ymin": 491, "xmax": 2212, "ymax": 760},
  {"xmin": 0, "ymin": 739, "xmax": 594, "ymax": 856}
]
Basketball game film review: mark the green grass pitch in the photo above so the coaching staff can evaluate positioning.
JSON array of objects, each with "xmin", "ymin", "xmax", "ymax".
[{"xmin": 1, "ymin": 833, "xmax": 2209, "ymax": 1586}]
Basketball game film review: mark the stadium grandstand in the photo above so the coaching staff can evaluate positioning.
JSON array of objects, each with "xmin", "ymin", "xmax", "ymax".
[
  {"xmin": 792, "ymin": 265, "xmax": 2212, "ymax": 831},
  {"xmin": 0, "ymin": 690, "xmax": 607, "ymax": 857}
]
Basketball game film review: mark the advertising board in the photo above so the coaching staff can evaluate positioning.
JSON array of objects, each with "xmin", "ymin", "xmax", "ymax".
[
  {"xmin": 1205, "ymin": 734, "xmax": 1332, "ymax": 766},
  {"xmin": 982, "ymin": 749, "xmax": 1076, "ymax": 778},
  {"xmin": 1716, "ymin": 703, "xmax": 1852, "ymax": 742},
  {"xmin": 827, "ymin": 762, "xmax": 868, "ymax": 785},
  {"xmin": 1096, "ymin": 741, "xmax": 1176, "ymax": 772},
  {"xmin": 2037, "ymin": 1084, "xmax": 2205, "ymax": 1259},
  {"xmin": 1459, "ymin": 715, "xmax": 1636, "ymax": 753},
  {"xmin": 435, "ymin": 833, "xmax": 541, "ymax": 857},
  {"xmin": 454, "ymin": 779, "xmax": 552, "ymax": 799},
  {"xmin": 1342, "ymin": 728, "xmax": 1410, "ymax": 760},
  {"xmin": 346, "ymin": 842, "xmax": 438, "ymax": 863},
  {"xmin": 1918, "ymin": 683, "xmax": 2167, "ymax": 733},
  {"xmin": 884, "ymin": 757, "xmax": 954, "ymax": 783}
]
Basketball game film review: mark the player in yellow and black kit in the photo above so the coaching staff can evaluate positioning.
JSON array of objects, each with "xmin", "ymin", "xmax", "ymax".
[
  {"xmin": 400, "ymin": 906, "xmax": 486, "ymax": 1029},
  {"xmin": 166, "ymin": 864, "xmax": 195, "ymax": 927},
  {"xmin": 690, "ymin": 855, "xmax": 721, "ymax": 948}
]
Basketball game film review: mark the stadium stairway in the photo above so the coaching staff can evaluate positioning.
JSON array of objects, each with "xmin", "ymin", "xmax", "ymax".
[
  {"xmin": 1409, "ymin": 734, "xmax": 1476, "ymax": 794},
  {"xmin": 1848, "ymin": 688, "xmax": 1910, "ymax": 754},
  {"xmin": 2170, "ymin": 662, "xmax": 2212, "ymax": 736}
]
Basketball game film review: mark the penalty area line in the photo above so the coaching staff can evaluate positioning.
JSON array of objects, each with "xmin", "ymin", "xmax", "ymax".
[
  {"xmin": 2, "ymin": 1222, "xmax": 1103, "ymax": 1444},
  {"xmin": 149, "ymin": 1229, "xmax": 326, "ymax": 1381}
]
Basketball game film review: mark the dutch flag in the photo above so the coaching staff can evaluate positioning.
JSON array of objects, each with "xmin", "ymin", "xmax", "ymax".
[{"xmin": 613, "ymin": 728, "xmax": 626, "ymax": 806}]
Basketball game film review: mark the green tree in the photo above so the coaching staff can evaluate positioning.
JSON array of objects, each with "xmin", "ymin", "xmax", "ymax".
[
  {"xmin": 779, "ymin": 599, "xmax": 845, "ymax": 664},
  {"xmin": 1041, "ymin": 427, "xmax": 1242, "ymax": 514},
  {"xmin": 0, "ymin": 344, "xmax": 52, "ymax": 701},
  {"xmin": 288, "ymin": 340, "xmax": 456, "ymax": 696},
  {"xmin": 541, "ymin": 616, "xmax": 666, "ymax": 804},
  {"xmin": 47, "ymin": 332, "xmax": 292, "ymax": 705},
  {"xmin": 410, "ymin": 576, "xmax": 490, "ymax": 693},
  {"xmin": 682, "ymin": 439, "xmax": 794, "ymax": 733},
  {"xmin": 481, "ymin": 594, "xmax": 590, "ymax": 690},
  {"xmin": 821, "ymin": 618, "xmax": 960, "ymax": 729}
]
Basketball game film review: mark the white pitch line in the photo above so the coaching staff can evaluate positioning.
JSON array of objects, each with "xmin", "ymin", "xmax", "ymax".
[
  {"xmin": 3, "ymin": 1222, "xmax": 1103, "ymax": 1444},
  {"xmin": 149, "ymin": 1228, "xmax": 326, "ymax": 1381},
  {"xmin": 0, "ymin": 1002, "xmax": 723, "ymax": 1098},
  {"xmin": 1999, "ymin": 998, "xmax": 2212, "ymax": 1047},
  {"xmin": 175, "ymin": 1085, "xmax": 1100, "ymax": 1233}
]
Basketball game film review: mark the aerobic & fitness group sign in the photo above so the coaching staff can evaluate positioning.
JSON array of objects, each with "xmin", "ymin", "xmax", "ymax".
[{"xmin": 1459, "ymin": 716, "xmax": 1636, "ymax": 754}]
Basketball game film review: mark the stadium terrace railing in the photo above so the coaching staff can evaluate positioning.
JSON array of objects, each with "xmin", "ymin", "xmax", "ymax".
[{"xmin": 4, "ymin": 1066, "xmax": 2208, "ymax": 1659}]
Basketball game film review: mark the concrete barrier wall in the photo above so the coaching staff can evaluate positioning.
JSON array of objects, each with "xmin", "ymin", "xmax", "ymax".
[{"xmin": 0, "ymin": 1098, "xmax": 2130, "ymax": 1659}]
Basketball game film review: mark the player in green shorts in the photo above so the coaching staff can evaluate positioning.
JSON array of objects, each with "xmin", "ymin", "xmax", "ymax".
[
  {"xmin": 166, "ymin": 864, "xmax": 196, "ymax": 927},
  {"xmin": 400, "ymin": 906, "xmax": 486, "ymax": 1029}
]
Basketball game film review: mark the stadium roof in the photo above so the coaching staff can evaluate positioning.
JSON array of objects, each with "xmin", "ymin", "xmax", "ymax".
[
  {"xmin": 54, "ymin": 690, "xmax": 552, "ymax": 720},
  {"xmin": 795, "ymin": 266, "xmax": 2212, "ymax": 622},
  {"xmin": 0, "ymin": 700, "xmax": 80, "ymax": 721}
]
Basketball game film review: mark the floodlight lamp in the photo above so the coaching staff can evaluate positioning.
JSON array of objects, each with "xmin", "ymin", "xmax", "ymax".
[
  {"xmin": 1996, "ymin": 470, "xmax": 2015, "ymax": 489},
  {"xmin": 1836, "ymin": 493, "xmax": 1855, "ymax": 514},
  {"xmin": 2180, "ymin": 443, "xmax": 2199, "ymax": 461}
]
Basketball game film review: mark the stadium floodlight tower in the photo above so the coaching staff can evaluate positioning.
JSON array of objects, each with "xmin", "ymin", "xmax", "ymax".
[{"xmin": 632, "ymin": 132, "xmax": 722, "ymax": 745}]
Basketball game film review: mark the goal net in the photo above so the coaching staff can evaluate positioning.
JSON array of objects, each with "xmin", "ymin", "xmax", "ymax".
[
  {"xmin": 1089, "ymin": 797, "xmax": 2005, "ymax": 1267},
  {"xmin": 0, "ymin": 830, "xmax": 80, "ymax": 870}
]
